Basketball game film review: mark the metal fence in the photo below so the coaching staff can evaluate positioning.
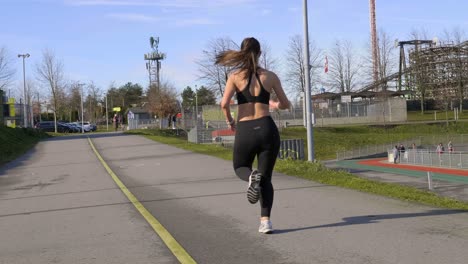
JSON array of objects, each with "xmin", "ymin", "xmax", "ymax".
[{"xmin": 395, "ymin": 150, "xmax": 468, "ymax": 169}]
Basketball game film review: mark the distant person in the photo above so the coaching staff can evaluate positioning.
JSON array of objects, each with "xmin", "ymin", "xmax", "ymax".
[
  {"xmin": 448, "ymin": 141, "xmax": 453, "ymax": 153},
  {"xmin": 172, "ymin": 115, "xmax": 177, "ymax": 129},
  {"xmin": 392, "ymin": 145, "xmax": 399, "ymax": 164},
  {"xmin": 216, "ymin": 37, "xmax": 291, "ymax": 234},
  {"xmin": 399, "ymin": 144, "xmax": 406, "ymax": 162},
  {"xmin": 113, "ymin": 114, "xmax": 118, "ymax": 131},
  {"xmin": 436, "ymin": 143, "xmax": 444, "ymax": 155},
  {"xmin": 411, "ymin": 143, "xmax": 417, "ymax": 150}
]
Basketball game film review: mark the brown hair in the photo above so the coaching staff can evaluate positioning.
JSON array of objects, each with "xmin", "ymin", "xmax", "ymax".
[{"xmin": 215, "ymin": 37, "xmax": 261, "ymax": 79}]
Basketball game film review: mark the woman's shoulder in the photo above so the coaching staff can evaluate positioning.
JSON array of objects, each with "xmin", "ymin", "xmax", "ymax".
[{"xmin": 258, "ymin": 68, "xmax": 279, "ymax": 79}]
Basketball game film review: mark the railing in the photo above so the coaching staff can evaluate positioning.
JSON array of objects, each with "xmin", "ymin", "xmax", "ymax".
[
  {"xmin": 278, "ymin": 139, "xmax": 305, "ymax": 160},
  {"xmin": 395, "ymin": 149, "xmax": 468, "ymax": 169},
  {"xmin": 336, "ymin": 138, "xmax": 421, "ymax": 161}
]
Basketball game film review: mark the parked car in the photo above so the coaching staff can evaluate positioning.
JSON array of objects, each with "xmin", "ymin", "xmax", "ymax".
[
  {"xmin": 66, "ymin": 123, "xmax": 82, "ymax": 133},
  {"xmin": 35, "ymin": 121, "xmax": 72, "ymax": 133},
  {"xmin": 71, "ymin": 122, "xmax": 91, "ymax": 132}
]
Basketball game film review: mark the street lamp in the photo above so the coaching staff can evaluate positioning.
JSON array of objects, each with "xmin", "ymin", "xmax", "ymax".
[
  {"xmin": 303, "ymin": 0, "xmax": 315, "ymax": 161},
  {"xmin": 195, "ymin": 85, "xmax": 198, "ymax": 124},
  {"xmin": 79, "ymin": 83, "xmax": 85, "ymax": 133},
  {"xmin": 18, "ymin": 53, "xmax": 30, "ymax": 128}
]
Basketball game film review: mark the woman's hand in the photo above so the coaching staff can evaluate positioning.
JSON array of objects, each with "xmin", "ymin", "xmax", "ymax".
[
  {"xmin": 269, "ymin": 100, "xmax": 280, "ymax": 110},
  {"xmin": 226, "ymin": 119, "xmax": 236, "ymax": 131}
]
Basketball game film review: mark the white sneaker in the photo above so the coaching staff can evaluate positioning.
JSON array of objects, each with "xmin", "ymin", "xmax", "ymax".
[
  {"xmin": 247, "ymin": 170, "xmax": 262, "ymax": 204},
  {"xmin": 258, "ymin": 220, "xmax": 273, "ymax": 234}
]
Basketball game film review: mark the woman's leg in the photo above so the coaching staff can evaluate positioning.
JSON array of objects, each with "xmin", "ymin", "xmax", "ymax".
[
  {"xmin": 257, "ymin": 120, "xmax": 280, "ymax": 218},
  {"xmin": 233, "ymin": 126, "xmax": 257, "ymax": 182}
]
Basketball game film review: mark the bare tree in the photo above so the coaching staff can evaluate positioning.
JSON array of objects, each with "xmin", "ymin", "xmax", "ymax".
[
  {"xmin": 0, "ymin": 46, "xmax": 15, "ymax": 90},
  {"xmin": 86, "ymin": 81, "xmax": 102, "ymax": 123},
  {"xmin": 196, "ymin": 37, "xmax": 237, "ymax": 97},
  {"xmin": 68, "ymin": 81, "xmax": 82, "ymax": 122},
  {"xmin": 327, "ymin": 40, "xmax": 361, "ymax": 92},
  {"xmin": 284, "ymin": 35, "xmax": 321, "ymax": 96},
  {"xmin": 442, "ymin": 27, "xmax": 467, "ymax": 112},
  {"xmin": 363, "ymin": 30, "xmax": 397, "ymax": 90},
  {"xmin": 259, "ymin": 41, "xmax": 279, "ymax": 72},
  {"xmin": 36, "ymin": 49, "xmax": 64, "ymax": 133},
  {"xmin": 146, "ymin": 81, "xmax": 178, "ymax": 129},
  {"xmin": 407, "ymin": 28, "xmax": 433, "ymax": 113}
]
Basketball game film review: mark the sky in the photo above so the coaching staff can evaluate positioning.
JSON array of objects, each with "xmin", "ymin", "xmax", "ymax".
[{"xmin": 1, "ymin": 0, "xmax": 467, "ymax": 99}]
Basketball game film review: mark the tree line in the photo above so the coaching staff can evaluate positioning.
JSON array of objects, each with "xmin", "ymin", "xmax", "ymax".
[{"xmin": 1, "ymin": 26, "xmax": 466, "ymax": 132}]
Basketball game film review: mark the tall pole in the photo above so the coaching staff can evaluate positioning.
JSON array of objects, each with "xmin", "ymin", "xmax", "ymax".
[
  {"xmin": 80, "ymin": 83, "xmax": 84, "ymax": 133},
  {"xmin": 29, "ymin": 93, "xmax": 34, "ymax": 127},
  {"xmin": 195, "ymin": 85, "xmax": 198, "ymax": 124},
  {"xmin": 303, "ymin": 0, "xmax": 314, "ymax": 161},
  {"xmin": 106, "ymin": 95, "xmax": 109, "ymax": 131},
  {"xmin": 18, "ymin": 53, "xmax": 30, "ymax": 128}
]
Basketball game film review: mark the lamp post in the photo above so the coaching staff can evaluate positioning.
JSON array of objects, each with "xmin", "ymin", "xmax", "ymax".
[
  {"xmin": 78, "ymin": 83, "xmax": 85, "ymax": 133},
  {"xmin": 195, "ymin": 85, "xmax": 198, "ymax": 124},
  {"xmin": 18, "ymin": 53, "xmax": 30, "ymax": 128},
  {"xmin": 303, "ymin": 0, "xmax": 315, "ymax": 161},
  {"xmin": 106, "ymin": 95, "xmax": 109, "ymax": 131}
]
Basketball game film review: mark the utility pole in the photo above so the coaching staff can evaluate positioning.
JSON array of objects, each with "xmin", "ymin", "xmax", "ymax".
[
  {"xmin": 303, "ymin": 0, "xmax": 315, "ymax": 162},
  {"xmin": 79, "ymin": 83, "xmax": 85, "ymax": 133},
  {"xmin": 106, "ymin": 95, "xmax": 109, "ymax": 131},
  {"xmin": 18, "ymin": 53, "xmax": 30, "ymax": 128},
  {"xmin": 195, "ymin": 85, "xmax": 198, "ymax": 125}
]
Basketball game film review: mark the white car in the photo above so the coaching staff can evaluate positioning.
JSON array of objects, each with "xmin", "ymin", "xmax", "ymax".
[{"xmin": 73, "ymin": 122, "xmax": 91, "ymax": 132}]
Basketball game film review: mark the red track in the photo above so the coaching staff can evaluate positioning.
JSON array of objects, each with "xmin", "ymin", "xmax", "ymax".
[{"xmin": 358, "ymin": 158, "xmax": 468, "ymax": 177}]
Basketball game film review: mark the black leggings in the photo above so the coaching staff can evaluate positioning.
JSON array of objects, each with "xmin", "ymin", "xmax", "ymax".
[{"xmin": 233, "ymin": 116, "xmax": 280, "ymax": 217}]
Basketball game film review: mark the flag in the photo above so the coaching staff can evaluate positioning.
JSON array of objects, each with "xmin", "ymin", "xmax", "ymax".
[{"xmin": 324, "ymin": 55, "xmax": 329, "ymax": 73}]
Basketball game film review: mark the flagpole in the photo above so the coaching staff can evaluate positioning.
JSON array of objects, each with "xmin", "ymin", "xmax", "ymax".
[{"xmin": 303, "ymin": 0, "xmax": 315, "ymax": 162}]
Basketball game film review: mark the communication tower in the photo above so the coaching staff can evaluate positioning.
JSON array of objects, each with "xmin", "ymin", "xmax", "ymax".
[{"xmin": 145, "ymin": 37, "xmax": 166, "ymax": 89}]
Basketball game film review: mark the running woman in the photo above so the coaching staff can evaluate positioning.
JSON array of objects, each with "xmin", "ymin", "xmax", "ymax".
[{"xmin": 216, "ymin": 37, "xmax": 290, "ymax": 234}]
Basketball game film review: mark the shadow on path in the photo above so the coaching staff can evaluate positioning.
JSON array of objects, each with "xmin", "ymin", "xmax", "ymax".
[{"xmin": 274, "ymin": 209, "xmax": 468, "ymax": 234}]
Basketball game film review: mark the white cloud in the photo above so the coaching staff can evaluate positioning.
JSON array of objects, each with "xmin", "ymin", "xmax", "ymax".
[{"xmin": 107, "ymin": 13, "xmax": 160, "ymax": 22}]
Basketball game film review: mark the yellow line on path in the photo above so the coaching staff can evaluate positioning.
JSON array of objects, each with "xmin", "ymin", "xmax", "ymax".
[{"xmin": 87, "ymin": 138, "xmax": 197, "ymax": 264}]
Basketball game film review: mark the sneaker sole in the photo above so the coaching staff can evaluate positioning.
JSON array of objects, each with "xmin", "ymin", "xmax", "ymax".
[
  {"xmin": 247, "ymin": 172, "xmax": 261, "ymax": 204},
  {"xmin": 259, "ymin": 229, "xmax": 273, "ymax": 234}
]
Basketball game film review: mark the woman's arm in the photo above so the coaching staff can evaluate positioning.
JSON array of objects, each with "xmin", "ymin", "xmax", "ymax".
[
  {"xmin": 270, "ymin": 72, "xmax": 290, "ymax": 110},
  {"xmin": 220, "ymin": 74, "xmax": 237, "ymax": 128}
]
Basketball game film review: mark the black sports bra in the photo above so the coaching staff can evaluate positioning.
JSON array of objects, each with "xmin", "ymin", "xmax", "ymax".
[{"xmin": 236, "ymin": 72, "xmax": 270, "ymax": 105}]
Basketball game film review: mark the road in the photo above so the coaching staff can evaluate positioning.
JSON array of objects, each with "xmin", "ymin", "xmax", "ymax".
[{"xmin": 1, "ymin": 133, "xmax": 467, "ymax": 264}]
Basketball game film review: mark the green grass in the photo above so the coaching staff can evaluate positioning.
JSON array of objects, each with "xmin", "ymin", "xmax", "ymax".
[
  {"xmin": 0, "ymin": 125, "xmax": 49, "ymax": 165},
  {"xmin": 126, "ymin": 128, "xmax": 468, "ymax": 210},
  {"xmin": 407, "ymin": 110, "xmax": 468, "ymax": 122},
  {"xmin": 282, "ymin": 122, "xmax": 468, "ymax": 160}
]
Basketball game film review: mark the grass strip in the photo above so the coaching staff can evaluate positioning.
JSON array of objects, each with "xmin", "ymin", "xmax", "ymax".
[
  {"xmin": 127, "ymin": 129, "xmax": 468, "ymax": 211},
  {"xmin": 0, "ymin": 126, "xmax": 49, "ymax": 166}
]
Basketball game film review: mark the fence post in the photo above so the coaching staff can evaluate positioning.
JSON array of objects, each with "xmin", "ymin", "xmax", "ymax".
[
  {"xmin": 427, "ymin": 171, "xmax": 433, "ymax": 190},
  {"xmin": 460, "ymin": 152, "xmax": 462, "ymax": 168}
]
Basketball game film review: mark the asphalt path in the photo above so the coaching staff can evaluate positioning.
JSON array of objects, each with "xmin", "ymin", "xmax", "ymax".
[{"xmin": 1, "ymin": 132, "xmax": 468, "ymax": 264}]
